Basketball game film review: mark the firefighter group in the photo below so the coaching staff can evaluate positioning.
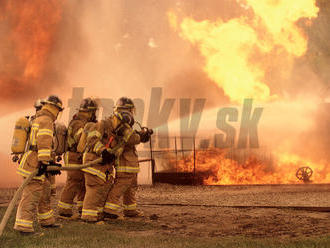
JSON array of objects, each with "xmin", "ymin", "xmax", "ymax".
[{"xmin": 11, "ymin": 95, "xmax": 152, "ymax": 235}]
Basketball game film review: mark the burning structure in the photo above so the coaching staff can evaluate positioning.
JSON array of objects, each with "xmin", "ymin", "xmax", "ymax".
[{"xmin": 150, "ymin": 135, "xmax": 330, "ymax": 185}]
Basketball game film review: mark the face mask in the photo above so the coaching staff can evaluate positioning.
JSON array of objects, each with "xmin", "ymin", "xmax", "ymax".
[{"xmin": 90, "ymin": 112, "xmax": 97, "ymax": 122}]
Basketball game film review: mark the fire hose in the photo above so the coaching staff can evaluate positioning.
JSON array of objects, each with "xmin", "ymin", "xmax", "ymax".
[
  {"xmin": 140, "ymin": 203, "xmax": 330, "ymax": 212},
  {"xmin": 0, "ymin": 158, "xmax": 102, "ymax": 236}
]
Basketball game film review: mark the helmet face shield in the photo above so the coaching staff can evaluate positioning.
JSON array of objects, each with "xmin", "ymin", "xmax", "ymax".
[{"xmin": 115, "ymin": 106, "xmax": 135, "ymax": 115}]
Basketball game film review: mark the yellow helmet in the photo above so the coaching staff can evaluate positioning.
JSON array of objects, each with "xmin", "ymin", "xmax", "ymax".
[
  {"xmin": 79, "ymin": 98, "xmax": 98, "ymax": 112},
  {"xmin": 42, "ymin": 95, "xmax": 64, "ymax": 111},
  {"xmin": 115, "ymin": 97, "xmax": 135, "ymax": 113}
]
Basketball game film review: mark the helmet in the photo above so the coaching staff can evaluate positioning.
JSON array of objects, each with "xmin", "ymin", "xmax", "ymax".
[
  {"xmin": 115, "ymin": 97, "xmax": 135, "ymax": 113},
  {"xmin": 34, "ymin": 99, "xmax": 43, "ymax": 111},
  {"xmin": 43, "ymin": 95, "xmax": 64, "ymax": 111},
  {"xmin": 79, "ymin": 98, "xmax": 98, "ymax": 112}
]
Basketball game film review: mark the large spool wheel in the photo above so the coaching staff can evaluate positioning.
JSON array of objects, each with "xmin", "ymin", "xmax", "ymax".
[{"xmin": 296, "ymin": 167, "xmax": 313, "ymax": 183}]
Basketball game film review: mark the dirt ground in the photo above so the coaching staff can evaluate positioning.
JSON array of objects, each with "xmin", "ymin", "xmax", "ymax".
[
  {"xmin": 135, "ymin": 184, "xmax": 330, "ymax": 239},
  {"xmin": 1, "ymin": 183, "xmax": 330, "ymax": 239}
]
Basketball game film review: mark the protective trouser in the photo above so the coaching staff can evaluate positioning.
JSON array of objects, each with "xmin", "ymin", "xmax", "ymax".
[
  {"xmin": 81, "ymin": 172, "xmax": 112, "ymax": 222},
  {"xmin": 104, "ymin": 172, "xmax": 138, "ymax": 217},
  {"xmin": 58, "ymin": 152, "xmax": 86, "ymax": 215},
  {"xmin": 58, "ymin": 170, "xmax": 85, "ymax": 216},
  {"xmin": 14, "ymin": 178, "xmax": 55, "ymax": 232},
  {"xmin": 50, "ymin": 175, "xmax": 56, "ymax": 196}
]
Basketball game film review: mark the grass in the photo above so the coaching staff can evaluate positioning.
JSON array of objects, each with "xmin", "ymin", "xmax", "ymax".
[{"xmin": 0, "ymin": 207, "xmax": 329, "ymax": 248}]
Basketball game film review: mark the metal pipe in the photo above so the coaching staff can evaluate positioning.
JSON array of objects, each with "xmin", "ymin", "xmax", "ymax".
[
  {"xmin": 174, "ymin": 136, "xmax": 178, "ymax": 173},
  {"xmin": 193, "ymin": 136, "xmax": 196, "ymax": 184}
]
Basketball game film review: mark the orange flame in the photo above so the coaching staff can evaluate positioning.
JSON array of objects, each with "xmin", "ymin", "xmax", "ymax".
[
  {"xmin": 172, "ymin": 148, "xmax": 329, "ymax": 185},
  {"xmin": 0, "ymin": 0, "xmax": 64, "ymax": 98},
  {"xmin": 168, "ymin": 0, "xmax": 319, "ymax": 102}
]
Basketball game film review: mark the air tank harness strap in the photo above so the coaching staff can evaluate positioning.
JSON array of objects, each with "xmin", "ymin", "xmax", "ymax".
[
  {"xmin": 28, "ymin": 145, "xmax": 38, "ymax": 151},
  {"xmin": 105, "ymin": 136, "xmax": 114, "ymax": 149},
  {"xmin": 106, "ymin": 139, "xmax": 125, "ymax": 167}
]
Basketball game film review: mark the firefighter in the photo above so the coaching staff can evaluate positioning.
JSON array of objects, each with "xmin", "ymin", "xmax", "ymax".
[
  {"xmin": 81, "ymin": 123, "xmax": 115, "ymax": 222},
  {"xmin": 34, "ymin": 99, "xmax": 57, "ymax": 197},
  {"xmin": 14, "ymin": 95, "xmax": 63, "ymax": 234},
  {"xmin": 103, "ymin": 97, "xmax": 151, "ymax": 219},
  {"xmin": 80, "ymin": 116, "xmax": 117, "ymax": 222},
  {"xmin": 58, "ymin": 98, "xmax": 98, "ymax": 218},
  {"xmin": 80, "ymin": 97, "xmax": 143, "ymax": 222}
]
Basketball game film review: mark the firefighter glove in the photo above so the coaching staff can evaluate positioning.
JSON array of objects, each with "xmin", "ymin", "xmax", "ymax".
[
  {"xmin": 37, "ymin": 161, "xmax": 48, "ymax": 176},
  {"xmin": 101, "ymin": 149, "xmax": 115, "ymax": 165},
  {"xmin": 139, "ymin": 130, "xmax": 151, "ymax": 143},
  {"xmin": 56, "ymin": 156, "xmax": 62, "ymax": 162},
  {"xmin": 49, "ymin": 162, "xmax": 62, "ymax": 176}
]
